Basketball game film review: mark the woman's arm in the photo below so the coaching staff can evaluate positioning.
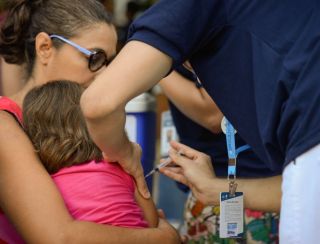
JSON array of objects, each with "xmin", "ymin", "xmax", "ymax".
[
  {"xmin": 161, "ymin": 141, "xmax": 281, "ymax": 213},
  {"xmin": 160, "ymin": 71, "xmax": 223, "ymax": 133},
  {"xmin": 0, "ymin": 111, "xmax": 179, "ymax": 244},
  {"xmin": 81, "ymin": 41, "xmax": 172, "ymax": 198},
  {"xmin": 134, "ymin": 189, "xmax": 159, "ymax": 228}
]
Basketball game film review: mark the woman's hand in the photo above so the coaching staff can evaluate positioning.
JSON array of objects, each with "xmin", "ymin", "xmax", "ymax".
[
  {"xmin": 104, "ymin": 142, "xmax": 151, "ymax": 199},
  {"xmin": 160, "ymin": 141, "xmax": 222, "ymax": 205}
]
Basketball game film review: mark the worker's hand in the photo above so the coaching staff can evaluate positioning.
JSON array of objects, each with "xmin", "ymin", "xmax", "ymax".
[
  {"xmin": 160, "ymin": 141, "xmax": 219, "ymax": 205},
  {"xmin": 110, "ymin": 142, "xmax": 150, "ymax": 199}
]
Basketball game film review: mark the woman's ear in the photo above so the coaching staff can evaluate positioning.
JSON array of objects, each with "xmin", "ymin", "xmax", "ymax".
[{"xmin": 35, "ymin": 32, "xmax": 54, "ymax": 65}]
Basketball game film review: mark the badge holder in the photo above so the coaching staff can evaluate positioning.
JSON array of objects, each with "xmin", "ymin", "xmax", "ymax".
[
  {"xmin": 160, "ymin": 110, "xmax": 179, "ymax": 157},
  {"xmin": 219, "ymin": 118, "xmax": 244, "ymax": 238}
]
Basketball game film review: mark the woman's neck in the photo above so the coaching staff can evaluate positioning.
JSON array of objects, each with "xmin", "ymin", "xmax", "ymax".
[{"xmin": 10, "ymin": 78, "xmax": 37, "ymax": 108}]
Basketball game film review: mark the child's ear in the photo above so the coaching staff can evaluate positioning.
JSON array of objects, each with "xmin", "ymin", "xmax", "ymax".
[{"xmin": 35, "ymin": 32, "xmax": 54, "ymax": 65}]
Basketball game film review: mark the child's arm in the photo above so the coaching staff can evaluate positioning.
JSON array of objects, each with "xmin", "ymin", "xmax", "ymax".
[{"xmin": 134, "ymin": 188, "xmax": 159, "ymax": 227}]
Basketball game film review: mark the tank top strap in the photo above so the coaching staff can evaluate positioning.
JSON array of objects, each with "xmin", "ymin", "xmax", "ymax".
[{"xmin": 0, "ymin": 96, "xmax": 23, "ymax": 126}]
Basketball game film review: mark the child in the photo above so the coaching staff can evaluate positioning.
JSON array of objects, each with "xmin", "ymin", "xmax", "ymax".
[{"xmin": 22, "ymin": 80, "xmax": 158, "ymax": 228}]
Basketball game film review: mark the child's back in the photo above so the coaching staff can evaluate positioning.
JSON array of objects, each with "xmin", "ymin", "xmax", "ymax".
[{"xmin": 52, "ymin": 160, "xmax": 148, "ymax": 228}]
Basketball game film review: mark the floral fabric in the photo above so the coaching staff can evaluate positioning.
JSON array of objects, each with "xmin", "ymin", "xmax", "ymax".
[{"xmin": 183, "ymin": 193, "xmax": 279, "ymax": 244}]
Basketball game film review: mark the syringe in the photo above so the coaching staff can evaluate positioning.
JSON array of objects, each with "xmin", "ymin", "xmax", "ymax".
[{"xmin": 145, "ymin": 151, "xmax": 182, "ymax": 178}]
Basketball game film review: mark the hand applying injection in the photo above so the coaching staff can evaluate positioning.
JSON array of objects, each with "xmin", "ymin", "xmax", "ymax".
[{"xmin": 160, "ymin": 141, "xmax": 219, "ymax": 206}]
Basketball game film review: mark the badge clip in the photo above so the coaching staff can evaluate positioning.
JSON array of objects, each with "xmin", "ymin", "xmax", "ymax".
[{"xmin": 229, "ymin": 180, "xmax": 238, "ymax": 197}]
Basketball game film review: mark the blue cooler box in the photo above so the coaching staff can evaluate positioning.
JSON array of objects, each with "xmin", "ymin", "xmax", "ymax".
[{"xmin": 125, "ymin": 93, "xmax": 156, "ymax": 192}]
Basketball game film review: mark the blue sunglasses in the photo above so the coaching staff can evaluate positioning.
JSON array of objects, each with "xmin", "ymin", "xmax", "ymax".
[{"xmin": 50, "ymin": 34, "xmax": 110, "ymax": 72}]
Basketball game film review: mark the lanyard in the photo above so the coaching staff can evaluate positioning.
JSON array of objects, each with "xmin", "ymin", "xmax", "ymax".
[
  {"xmin": 225, "ymin": 118, "xmax": 250, "ymax": 196},
  {"xmin": 180, "ymin": 64, "xmax": 250, "ymax": 196}
]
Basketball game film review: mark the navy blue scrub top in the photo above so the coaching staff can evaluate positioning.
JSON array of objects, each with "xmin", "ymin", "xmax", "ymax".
[
  {"xmin": 170, "ymin": 67, "xmax": 281, "ymax": 178},
  {"xmin": 128, "ymin": 0, "xmax": 320, "ymax": 171}
]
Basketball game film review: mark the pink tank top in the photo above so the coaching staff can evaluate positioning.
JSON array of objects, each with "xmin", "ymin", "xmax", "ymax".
[{"xmin": 52, "ymin": 160, "xmax": 148, "ymax": 228}]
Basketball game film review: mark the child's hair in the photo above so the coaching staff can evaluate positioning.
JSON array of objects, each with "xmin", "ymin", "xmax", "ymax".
[
  {"xmin": 0, "ymin": 0, "xmax": 113, "ymax": 76},
  {"xmin": 23, "ymin": 80, "xmax": 102, "ymax": 174}
]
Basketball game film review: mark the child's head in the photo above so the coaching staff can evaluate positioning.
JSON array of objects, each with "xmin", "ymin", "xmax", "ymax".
[{"xmin": 23, "ymin": 80, "xmax": 102, "ymax": 174}]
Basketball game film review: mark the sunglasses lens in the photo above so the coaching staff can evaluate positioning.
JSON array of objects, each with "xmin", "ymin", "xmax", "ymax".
[{"xmin": 89, "ymin": 51, "xmax": 107, "ymax": 72}]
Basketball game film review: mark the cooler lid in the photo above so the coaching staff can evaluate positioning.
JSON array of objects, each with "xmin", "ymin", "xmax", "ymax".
[{"xmin": 125, "ymin": 93, "xmax": 156, "ymax": 112}]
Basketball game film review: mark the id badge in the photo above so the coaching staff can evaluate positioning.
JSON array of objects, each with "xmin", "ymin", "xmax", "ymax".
[{"xmin": 219, "ymin": 192, "xmax": 244, "ymax": 238}]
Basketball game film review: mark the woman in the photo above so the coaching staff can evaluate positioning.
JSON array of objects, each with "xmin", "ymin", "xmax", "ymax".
[
  {"xmin": 160, "ymin": 67, "xmax": 280, "ymax": 243},
  {"xmin": 0, "ymin": 0, "xmax": 179, "ymax": 243},
  {"xmin": 160, "ymin": 67, "xmax": 282, "ymax": 212},
  {"xmin": 80, "ymin": 0, "xmax": 320, "ymax": 243}
]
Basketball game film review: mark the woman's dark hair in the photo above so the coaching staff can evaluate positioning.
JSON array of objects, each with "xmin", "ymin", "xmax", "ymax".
[
  {"xmin": 0, "ymin": 0, "xmax": 112, "ymax": 76},
  {"xmin": 23, "ymin": 80, "xmax": 102, "ymax": 174}
]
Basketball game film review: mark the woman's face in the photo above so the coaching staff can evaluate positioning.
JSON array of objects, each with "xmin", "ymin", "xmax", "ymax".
[{"xmin": 43, "ymin": 23, "xmax": 117, "ymax": 88}]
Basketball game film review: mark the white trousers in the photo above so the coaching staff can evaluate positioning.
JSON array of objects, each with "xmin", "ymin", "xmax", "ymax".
[{"xmin": 280, "ymin": 143, "xmax": 320, "ymax": 244}]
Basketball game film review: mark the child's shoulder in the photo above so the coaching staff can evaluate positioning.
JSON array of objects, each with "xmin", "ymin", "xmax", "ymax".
[
  {"xmin": 52, "ymin": 160, "xmax": 136, "ymax": 190},
  {"xmin": 101, "ymin": 161, "xmax": 135, "ymax": 191},
  {"xmin": 102, "ymin": 161, "xmax": 135, "ymax": 188}
]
